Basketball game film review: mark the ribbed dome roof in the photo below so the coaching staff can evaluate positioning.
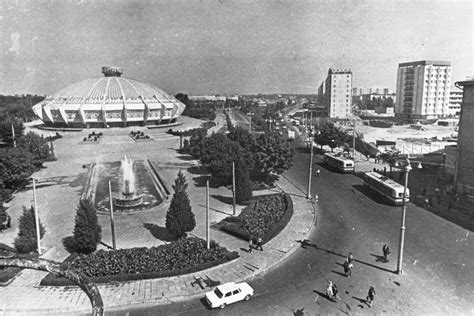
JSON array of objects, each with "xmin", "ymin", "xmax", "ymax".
[
  {"xmin": 49, "ymin": 67, "xmax": 174, "ymax": 102},
  {"xmin": 33, "ymin": 67, "xmax": 186, "ymax": 128}
]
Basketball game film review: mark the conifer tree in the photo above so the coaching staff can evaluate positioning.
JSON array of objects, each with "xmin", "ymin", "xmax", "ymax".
[
  {"xmin": 14, "ymin": 205, "xmax": 46, "ymax": 254},
  {"xmin": 235, "ymin": 157, "xmax": 253, "ymax": 204},
  {"xmin": 0, "ymin": 198, "xmax": 8, "ymax": 230},
  {"xmin": 73, "ymin": 199, "xmax": 102, "ymax": 254},
  {"xmin": 166, "ymin": 170, "xmax": 195, "ymax": 238}
]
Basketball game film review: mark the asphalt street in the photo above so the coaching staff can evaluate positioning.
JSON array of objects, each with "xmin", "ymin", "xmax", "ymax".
[{"xmin": 122, "ymin": 142, "xmax": 473, "ymax": 316}]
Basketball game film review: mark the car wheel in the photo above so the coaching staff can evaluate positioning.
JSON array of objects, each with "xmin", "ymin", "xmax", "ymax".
[
  {"xmin": 219, "ymin": 304, "xmax": 226, "ymax": 309},
  {"xmin": 244, "ymin": 295, "xmax": 251, "ymax": 301}
]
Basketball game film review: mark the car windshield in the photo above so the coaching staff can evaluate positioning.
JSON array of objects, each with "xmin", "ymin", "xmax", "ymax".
[{"xmin": 214, "ymin": 288, "xmax": 224, "ymax": 298}]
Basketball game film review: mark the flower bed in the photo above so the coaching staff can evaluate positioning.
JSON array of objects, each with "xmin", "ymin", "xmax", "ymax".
[
  {"xmin": 217, "ymin": 193, "xmax": 293, "ymax": 244},
  {"xmin": 40, "ymin": 238, "xmax": 238, "ymax": 286},
  {"xmin": 0, "ymin": 244, "xmax": 24, "ymax": 286}
]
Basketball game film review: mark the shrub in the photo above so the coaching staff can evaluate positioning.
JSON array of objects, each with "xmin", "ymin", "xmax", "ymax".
[
  {"xmin": 14, "ymin": 206, "xmax": 45, "ymax": 254},
  {"xmin": 166, "ymin": 171, "xmax": 195, "ymax": 238},
  {"xmin": 219, "ymin": 194, "xmax": 290, "ymax": 242},
  {"xmin": 72, "ymin": 199, "xmax": 102, "ymax": 254},
  {"xmin": 235, "ymin": 158, "xmax": 253, "ymax": 204},
  {"xmin": 40, "ymin": 237, "xmax": 239, "ymax": 285}
]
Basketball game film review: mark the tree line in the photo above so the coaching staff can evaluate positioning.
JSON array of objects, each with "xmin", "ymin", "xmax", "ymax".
[{"xmin": 181, "ymin": 117, "xmax": 294, "ymax": 203}]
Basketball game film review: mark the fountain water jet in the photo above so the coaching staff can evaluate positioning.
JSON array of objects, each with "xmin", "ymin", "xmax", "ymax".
[{"xmin": 113, "ymin": 156, "xmax": 143, "ymax": 209}]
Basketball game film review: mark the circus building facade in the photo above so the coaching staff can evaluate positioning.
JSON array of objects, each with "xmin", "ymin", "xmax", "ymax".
[{"xmin": 32, "ymin": 67, "xmax": 186, "ymax": 128}]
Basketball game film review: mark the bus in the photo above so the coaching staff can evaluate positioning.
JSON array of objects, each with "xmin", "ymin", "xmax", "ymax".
[
  {"xmin": 323, "ymin": 153, "xmax": 355, "ymax": 173},
  {"xmin": 363, "ymin": 171, "xmax": 409, "ymax": 205}
]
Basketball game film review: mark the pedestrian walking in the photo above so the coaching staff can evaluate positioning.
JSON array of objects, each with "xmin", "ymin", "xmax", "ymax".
[
  {"xmin": 366, "ymin": 286, "xmax": 376, "ymax": 307},
  {"xmin": 316, "ymin": 169, "xmax": 321, "ymax": 177},
  {"xmin": 326, "ymin": 281, "xmax": 334, "ymax": 300},
  {"xmin": 256, "ymin": 237, "xmax": 263, "ymax": 251},
  {"xmin": 428, "ymin": 197, "xmax": 433, "ymax": 208},
  {"xmin": 248, "ymin": 235, "xmax": 253, "ymax": 253},
  {"xmin": 332, "ymin": 282, "xmax": 339, "ymax": 300},
  {"xmin": 424, "ymin": 197, "xmax": 430, "ymax": 208},
  {"xmin": 382, "ymin": 244, "xmax": 390, "ymax": 262},
  {"xmin": 422, "ymin": 187, "xmax": 427, "ymax": 196},
  {"xmin": 343, "ymin": 260, "xmax": 353, "ymax": 277},
  {"xmin": 435, "ymin": 187, "xmax": 440, "ymax": 197},
  {"xmin": 347, "ymin": 252, "xmax": 355, "ymax": 265}
]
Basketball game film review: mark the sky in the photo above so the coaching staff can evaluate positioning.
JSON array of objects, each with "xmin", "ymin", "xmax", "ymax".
[{"xmin": 0, "ymin": 0, "xmax": 473, "ymax": 95}]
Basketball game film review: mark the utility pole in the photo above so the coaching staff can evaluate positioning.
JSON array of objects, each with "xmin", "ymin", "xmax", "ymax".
[
  {"xmin": 397, "ymin": 164, "xmax": 410, "ymax": 275},
  {"xmin": 11, "ymin": 123, "xmax": 16, "ymax": 148},
  {"xmin": 232, "ymin": 162, "xmax": 236, "ymax": 215},
  {"xmin": 32, "ymin": 179, "xmax": 41, "ymax": 255},
  {"xmin": 307, "ymin": 132, "xmax": 314, "ymax": 200},
  {"xmin": 352, "ymin": 122, "xmax": 356, "ymax": 160},
  {"xmin": 206, "ymin": 180, "xmax": 210, "ymax": 249},
  {"xmin": 108, "ymin": 181, "xmax": 116, "ymax": 250}
]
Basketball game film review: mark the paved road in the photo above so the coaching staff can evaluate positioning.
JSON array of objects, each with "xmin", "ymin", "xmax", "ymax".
[{"xmin": 125, "ymin": 143, "xmax": 474, "ymax": 315}]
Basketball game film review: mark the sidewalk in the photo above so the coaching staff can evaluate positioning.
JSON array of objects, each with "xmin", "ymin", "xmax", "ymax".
[{"xmin": 0, "ymin": 174, "xmax": 317, "ymax": 315}]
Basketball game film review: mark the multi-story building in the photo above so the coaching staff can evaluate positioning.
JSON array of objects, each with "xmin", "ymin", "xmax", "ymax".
[
  {"xmin": 448, "ymin": 86, "xmax": 463, "ymax": 117},
  {"xmin": 395, "ymin": 60, "xmax": 452, "ymax": 119},
  {"xmin": 318, "ymin": 68, "xmax": 352, "ymax": 118},
  {"xmin": 453, "ymin": 79, "xmax": 474, "ymax": 201},
  {"xmin": 353, "ymin": 87, "xmax": 393, "ymax": 96}
]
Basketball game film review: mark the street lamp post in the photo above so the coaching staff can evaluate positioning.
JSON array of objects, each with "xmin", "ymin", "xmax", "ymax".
[
  {"xmin": 248, "ymin": 112, "xmax": 254, "ymax": 133},
  {"xmin": 394, "ymin": 158, "xmax": 421, "ymax": 275},
  {"xmin": 307, "ymin": 130, "xmax": 314, "ymax": 200}
]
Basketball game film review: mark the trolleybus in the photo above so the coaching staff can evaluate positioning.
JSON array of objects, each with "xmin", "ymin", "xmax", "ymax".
[
  {"xmin": 363, "ymin": 171, "xmax": 409, "ymax": 205},
  {"xmin": 323, "ymin": 153, "xmax": 355, "ymax": 173}
]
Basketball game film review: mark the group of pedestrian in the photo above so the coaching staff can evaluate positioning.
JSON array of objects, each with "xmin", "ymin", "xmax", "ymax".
[
  {"xmin": 343, "ymin": 252, "xmax": 354, "ymax": 277},
  {"xmin": 326, "ymin": 246, "xmax": 388, "ymax": 308},
  {"xmin": 372, "ymin": 167, "xmax": 387, "ymax": 176},
  {"xmin": 248, "ymin": 235, "xmax": 263, "ymax": 253}
]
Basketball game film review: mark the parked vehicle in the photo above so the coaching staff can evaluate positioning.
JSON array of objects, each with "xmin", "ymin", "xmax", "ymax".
[{"xmin": 205, "ymin": 282, "xmax": 254, "ymax": 309}]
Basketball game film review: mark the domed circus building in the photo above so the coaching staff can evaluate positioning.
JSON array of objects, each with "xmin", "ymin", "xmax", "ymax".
[{"xmin": 32, "ymin": 67, "xmax": 186, "ymax": 128}]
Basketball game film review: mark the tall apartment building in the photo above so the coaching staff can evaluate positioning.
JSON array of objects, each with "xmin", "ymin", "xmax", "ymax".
[
  {"xmin": 395, "ymin": 60, "xmax": 452, "ymax": 119},
  {"xmin": 454, "ymin": 79, "xmax": 474, "ymax": 201},
  {"xmin": 448, "ymin": 86, "xmax": 463, "ymax": 117},
  {"xmin": 318, "ymin": 68, "xmax": 352, "ymax": 118}
]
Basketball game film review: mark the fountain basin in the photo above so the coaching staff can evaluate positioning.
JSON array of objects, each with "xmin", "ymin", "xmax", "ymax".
[{"xmin": 113, "ymin": 194, "xmax": 144, "ymax": 209}]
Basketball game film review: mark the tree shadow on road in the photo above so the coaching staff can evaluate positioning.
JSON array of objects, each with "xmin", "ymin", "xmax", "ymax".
[
  {"xmin": 370, "ymin": 253, "xmax": 388, "ymax": 263},
  {"xmin": 331, "ymin": 270, "xmax": 346, "ymax": 277},
  {"xmin": 211, "ymin": 194, "xmax": 234, "ymax": 205},
  {"xmin": 352, "ymin": 296, "xmax": 369, "ymax": 309},
  {"xmin": 143, "ymin": 223, "xmax": 177, "ymax": 242},
  {"xmin": 296, "ymin": 239, "xmax": 395, "ymax": 274},
  {"xmin": 313, "ymin": 290, "xmax": 336, "ymax": 302},
  {"xmin": 352, "ymin": 184, "xmax": 388, "ymax": 205}
]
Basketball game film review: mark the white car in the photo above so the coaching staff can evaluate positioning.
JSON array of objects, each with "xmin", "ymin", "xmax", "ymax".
[{"xmin": 205, "ymin": 282, "xmax": 254, "ymax": 309}]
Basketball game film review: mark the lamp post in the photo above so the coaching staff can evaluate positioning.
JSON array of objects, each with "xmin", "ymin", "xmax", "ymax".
[
  {"xmin": 351, "ymin": 122, "xmax": 356, "ymax": 160},
  {"xmin": 248, "ymin": 112, "xmax": 254, "ymax": 133},
  {"xmin": 307, "ymin": 130, "xmax": 315, "ymax": 200},
  {"xmin": 393, "ymin": 158, "xmax": 421, "ymax": 275}
]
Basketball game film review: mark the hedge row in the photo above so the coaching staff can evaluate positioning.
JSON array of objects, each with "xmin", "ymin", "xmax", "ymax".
[
  {"xmin": 219, "ymin": 193, "xmax": 293, "ymax": 244},
  {"xmin": 40, "ymin": 238, "xmax": 238, "ymax": 286}
]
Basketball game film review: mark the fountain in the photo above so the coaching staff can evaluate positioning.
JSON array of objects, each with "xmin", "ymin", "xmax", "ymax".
[{"xmin": 113, "ymin": 156, "xmax": 144, "ymax": 209}]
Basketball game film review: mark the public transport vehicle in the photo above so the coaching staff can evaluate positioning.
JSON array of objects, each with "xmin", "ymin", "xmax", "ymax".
[
  {"xmin": 363, "ymin": 171, "xmax": 409, "ymax": 205},
  {"xmin": 323, "ymin": 153, "xmax": 355, "ymax": 173}
]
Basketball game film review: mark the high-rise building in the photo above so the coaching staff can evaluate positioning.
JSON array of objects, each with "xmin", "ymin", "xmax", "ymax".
[
  {"xmin": 448, "ymin": 86, "xmax": 463, "ymax": 117},
  {"xmin": 395, "ymin": 60, "xmax": 452, "ymax": 119},
  {"xmin": 453, "ymin": 79, "xmax": 474, "ymax": 201},
  {"xmin": 319, "ymin": 68, "xmax": 352, "ymax": 118}
]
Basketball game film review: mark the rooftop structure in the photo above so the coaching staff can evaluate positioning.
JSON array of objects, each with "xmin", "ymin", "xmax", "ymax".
[
  {"xmin": 318, "ymin": 68, "xmax": 352, "ymax": 118},
  {"xmin": 32, "ymin": 67, "xmax": 186, "ymax": 128},
  {"xmin": 453, "ymin": 79, "xmax": 474, "ymax": 200},
  {"xmin": 395, "ymin": 60, "xmax": 452, "ymax": 119}
]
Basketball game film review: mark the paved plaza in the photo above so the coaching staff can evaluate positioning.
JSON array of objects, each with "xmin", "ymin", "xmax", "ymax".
[{"xmin": 0, "ymin": 116, "xmax": 317, "ymax": 315}]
